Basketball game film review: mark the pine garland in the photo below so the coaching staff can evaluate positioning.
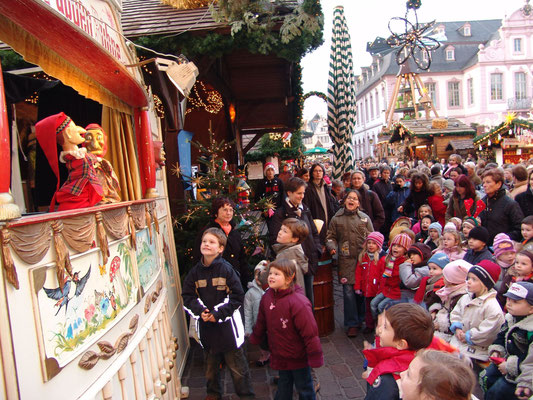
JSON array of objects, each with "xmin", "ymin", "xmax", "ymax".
[{"xmin": 134, "ymin": 0, "xmax": 323, "ymax": 62}]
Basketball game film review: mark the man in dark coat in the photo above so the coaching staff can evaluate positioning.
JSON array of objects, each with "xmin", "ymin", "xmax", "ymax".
[
  {"xmin": 372, "ymin": 165, "xmax": 393, "ymax": 205},
  {"xmin": 269, "ymin": 177, "xmax": 322, "ymax": 305}
]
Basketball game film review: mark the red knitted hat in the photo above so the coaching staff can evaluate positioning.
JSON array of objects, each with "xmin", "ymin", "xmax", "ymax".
[
  {"xmin": 469, "ymin": 260, "xmax": 501, "ymax": 290},
  {"xmin": 35, "ymin": 112, "xmax": 72, "ymax": 208}
]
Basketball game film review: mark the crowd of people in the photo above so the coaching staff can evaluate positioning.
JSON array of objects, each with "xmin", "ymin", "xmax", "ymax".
[{"xmin": 182, "ymin": 154, "xmax": 533, "ymax": 400}]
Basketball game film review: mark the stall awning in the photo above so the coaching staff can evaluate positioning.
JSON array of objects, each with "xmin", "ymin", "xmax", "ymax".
[
  {"xmin": 0, "ymin": 0, "xmax": 148, "ymax": 114},
  {"xmin": 445, "ymin": 139, "xmax": 474, "ymax": 151}
]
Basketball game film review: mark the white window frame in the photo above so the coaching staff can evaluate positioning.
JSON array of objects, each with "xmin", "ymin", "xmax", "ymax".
[
  {"xmin": 467, "ymin": 78, "xmax": 474, "ymax": 105},
  {"xmin": 514, "ymin": 38, "xmax": 523, "ymax": 53},
  {"xmin": 425, "ymin": 82, "xmax": 437, "ymax": 108},
  {"xmin": 446, "ymin": 48, "xmax": 455, "ymax": 61},
  {"xmin": 448, "ymin": 81, "xmax": 461, "ymax": 107},
  {"xmin": 490, "ymin": 73, "xmax": 503, "ymax": 101},
  {"xmin": 515, "ymin": 72, "xmax": 527, "ymax": 100}
]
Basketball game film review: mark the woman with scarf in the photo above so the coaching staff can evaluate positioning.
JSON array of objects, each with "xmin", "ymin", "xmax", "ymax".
[
  {"xmin": 303, "ymin": 163, "xmax": 338, "ymax": 244},
  {"xmin": 478, "ymin": 168, "xmax": 524, "ymax": 245},
  {"xmin": 350, "ymin": 170, "xmax": 385, "ymax": 231},
  {"xmin": 445, "ymin": 175, "xmax": 479, "ymax": 222}
]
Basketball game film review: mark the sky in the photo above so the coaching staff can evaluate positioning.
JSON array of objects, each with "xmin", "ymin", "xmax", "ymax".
[{"xmin": 301, "ymin": 0, "xmax": 527, "ymax": 120}]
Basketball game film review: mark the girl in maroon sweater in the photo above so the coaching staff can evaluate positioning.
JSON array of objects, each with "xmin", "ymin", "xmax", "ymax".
[{"xmin": 250, "ymin": 259, "xmax": 323, "ymax": 399}]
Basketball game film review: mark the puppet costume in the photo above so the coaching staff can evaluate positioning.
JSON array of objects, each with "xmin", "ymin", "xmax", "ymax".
[
  {"xmin": 55, "ymin": 148, "xmax": 104, "ymax": 210},
  {"xmin": 35, "ymin": 112, "xmax": 103, "ymax": 211}
]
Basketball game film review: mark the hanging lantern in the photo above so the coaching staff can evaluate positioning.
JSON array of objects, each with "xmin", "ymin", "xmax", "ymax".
[{"xmin": 229, "ymin": 103, "xmax": 236, "ymax": 123}]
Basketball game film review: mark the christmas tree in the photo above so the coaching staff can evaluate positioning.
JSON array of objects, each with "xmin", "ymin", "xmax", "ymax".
[{"xmin": 172, "ymin": 126, "xmax": 274, "ymax": 278}]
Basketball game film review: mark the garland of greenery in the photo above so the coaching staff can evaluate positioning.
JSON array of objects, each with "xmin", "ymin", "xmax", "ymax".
[
  {"xmin": 474, "ymin": 118, "xmax": 533, "ymax": 146},
  {"xmin": 244, "ymin": 130, "xmax": 304, "ymax": 162},
  {"xmin": 135, "ymin": 0, "xmax": 323, "ymax": 63}
]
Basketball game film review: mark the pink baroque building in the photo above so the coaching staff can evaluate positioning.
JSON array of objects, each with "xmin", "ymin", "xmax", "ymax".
[{"xmin": 354, "ymin": 4, "xmax": 533, "ymax": 160}]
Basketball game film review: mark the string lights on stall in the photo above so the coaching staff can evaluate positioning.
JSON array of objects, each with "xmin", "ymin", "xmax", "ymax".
[{"xmin": 185, "ymin": 81, "xmax": 224, "ymax": 115}]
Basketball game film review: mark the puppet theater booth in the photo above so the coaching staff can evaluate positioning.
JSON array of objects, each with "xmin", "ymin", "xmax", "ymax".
[
  {"xmin": 388, "ymin": 118, "xmax": 475, "ymax": 160},
  {"xmin": 473, "ymin": 116, "xmax": 533, "ymax": 165},
  {"xmin": 0, "ymin": 1, "xmax": 189, "ymax": 399}
]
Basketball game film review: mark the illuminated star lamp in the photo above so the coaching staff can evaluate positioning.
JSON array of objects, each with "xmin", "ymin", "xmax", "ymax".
[{"xmin": 386, "ymin": 1, "xmax": 439, "ymax": 70}]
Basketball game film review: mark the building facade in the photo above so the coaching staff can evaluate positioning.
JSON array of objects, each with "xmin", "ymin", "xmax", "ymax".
[{"xmin": 354, "ymin": 5, "xmax": 533, "ymax": 160}]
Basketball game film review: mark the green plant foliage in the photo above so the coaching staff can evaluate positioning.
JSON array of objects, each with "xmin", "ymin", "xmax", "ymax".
[
  {"xmin": 174, "ymin": 129, "xmax": 271, "ymax": 278},
  {"xmin": 134, "ymin": 0, "xmax": 323, "ymax": 63},
  {"xmin": 0, "ymin": 50, "xmax": 34, "ymax": 71},
  {"xmin": 244, "ymin": 130, "xmax": 304, "ymax": 162}
]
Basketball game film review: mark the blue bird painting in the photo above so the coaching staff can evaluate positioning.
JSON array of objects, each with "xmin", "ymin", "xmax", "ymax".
[{"xmin": 43, "ymin": 266, "xmax": 91, "ymax": 316}]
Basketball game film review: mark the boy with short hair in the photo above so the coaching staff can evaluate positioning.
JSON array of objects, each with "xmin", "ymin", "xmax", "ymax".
[
  {"xmin": 522, "ymin": 216, "xmax": 533, "ymax": 253},
  {"xmin": 182, "ymin": 228, "xmax": 254, "ymax": 399},
  {"xmin": 481, "ymin": 282, "xmax": 533, "ymax": 400},
  {"xmin": 273, "ymin": 217, "xmax": 309, "ymax": 290},
  {"xmin": 363, "ymin": 303, "xmax": 434, "ymax": 400},
  {"xmin": 463, "ymin": 226, "xmax": 495, "ymax": 264}
]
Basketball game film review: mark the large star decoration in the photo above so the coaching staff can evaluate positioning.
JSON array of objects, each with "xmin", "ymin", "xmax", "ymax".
[
  {"xmin": 505, "ymin": 112, "xmax": 517, "ymax": 126},
  {"xmin": 386, "ymin": 8, "xmax": 440, "ymax": 70}
]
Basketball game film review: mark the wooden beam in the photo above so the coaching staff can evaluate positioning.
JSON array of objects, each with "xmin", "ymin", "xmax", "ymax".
[{"xmin": 242, "ymin": 132, "xmax": 266, "ymax": 154}]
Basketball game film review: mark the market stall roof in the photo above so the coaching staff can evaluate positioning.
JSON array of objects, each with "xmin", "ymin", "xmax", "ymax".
[
  {"xmin": 389, "ymin": 118, "xmax": 475, "ymax": 143},
  {"xmin": 474, "ymin": 118, "xmax": 533, "ymax": 145},
  {"xmin": 304, "ymin": 147, "xmax": 328, "ymax": 154},
  {"xmin": 445, "ymin": 139, "xmax": 474, "ymax": 151},
  {"xmin": 122, "ymin": 0, "xmax": 301, "ymax": 134},
  {"xmin": 0, "ymin": 0, "xmax": 148, "ymax": 113}
]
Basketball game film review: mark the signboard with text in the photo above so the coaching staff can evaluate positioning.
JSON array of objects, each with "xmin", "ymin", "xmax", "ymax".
[{"xmin": 40, "ymin": 0, "xmax": 129, "ymax": 64}]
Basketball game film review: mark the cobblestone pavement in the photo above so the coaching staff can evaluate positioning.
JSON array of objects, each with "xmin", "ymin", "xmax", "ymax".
[{"xmin": 181, "ymin": 270, "xmax": 372, "ymax": 400}]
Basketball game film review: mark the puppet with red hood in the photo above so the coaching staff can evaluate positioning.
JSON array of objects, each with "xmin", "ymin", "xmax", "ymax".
[{"xmin": 35, "ymin": 112, "xmax": 103, "ymax": 211}]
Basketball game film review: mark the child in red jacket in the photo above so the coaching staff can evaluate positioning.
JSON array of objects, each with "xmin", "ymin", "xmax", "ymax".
[
  {"xmin": 250, "ymin": 259, "xmax": 323, "ymax": 399},
  {"xmin": 355, "ymin": 232, "xmax": 386, "ymax": 333},
  {"xmin": 370, "ymin": 233, "xmax": 412, "ymax": 318}
]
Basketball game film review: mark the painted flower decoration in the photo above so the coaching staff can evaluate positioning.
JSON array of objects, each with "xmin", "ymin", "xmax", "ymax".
[
  {"xmin": 386, "ymin": 10, "xmax": 440, "ymax": 70},
  {"xmin": 84, "ymin": 304, "xmax": 95, "ymax": 321}
]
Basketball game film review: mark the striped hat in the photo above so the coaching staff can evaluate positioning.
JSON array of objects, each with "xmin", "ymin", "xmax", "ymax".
[{"xmin": 390, "ymin": 233, "xmax": 413, "ymax": 251}]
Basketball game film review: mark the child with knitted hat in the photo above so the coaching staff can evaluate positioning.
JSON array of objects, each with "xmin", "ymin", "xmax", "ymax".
[
  {"xmin": 354, "ymin": 232, "xmax": 386, "ymax": 333},
  {"xmin": 450, "ymin": 260, "xmax": 505, "ymax": 362},
  {"xmin": 432, "ymin": 260, "xmax": 472, "ymax": 342},
  {"xmin": 494, "ymin": 233, "xmax": 517, "ymax": 280},
  {"xmin": 414, "ymin": 252, "xmax": 449, "ymax": 310},
  {"xmin": 254, "ymin": 162, "xmax": 284, "ymax": 215},
  {"xmin": 481, "ymin": 281, "xmax": 533, "ymax": 400},
  {"xmin": 464, "ymin": 226, "xmax": 495, "ymax": 265},
  {"xmin": 370, "ymin": 233, "xmax": 412, "ymax": 317},
  {"xmin": 399, "ymin": 243, "xmax": 432, "ymax": 303},
  {"xmin": 424, "ymin": 221, "xmax": 442, "ymax": 251},
  {"xmin": 497, "ymin": 250, "xmax": 533, "ymax": 310},
  {"xmin": 462, "ymin": 216, "xmax": 480, "ymax": 245}
]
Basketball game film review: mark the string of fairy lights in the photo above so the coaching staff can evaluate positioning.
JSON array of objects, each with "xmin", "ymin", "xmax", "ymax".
[{"xmin": 185, "ymin": 81, "xmax": 224, "ymax": 115}]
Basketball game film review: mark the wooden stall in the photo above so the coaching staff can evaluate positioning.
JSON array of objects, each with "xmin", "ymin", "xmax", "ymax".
[
  {"xmin": 474, "ymin": 117, "xmax": 533, "ymax": 165},
  {"xmin": 389, "ymin": 118, "xmax": 475, "ymax": 160}
]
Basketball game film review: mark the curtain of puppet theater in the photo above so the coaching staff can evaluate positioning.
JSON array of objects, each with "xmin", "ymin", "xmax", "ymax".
[{"xmin": 102, "ymin": 107, "xmax": 142, "ymax": 201}]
